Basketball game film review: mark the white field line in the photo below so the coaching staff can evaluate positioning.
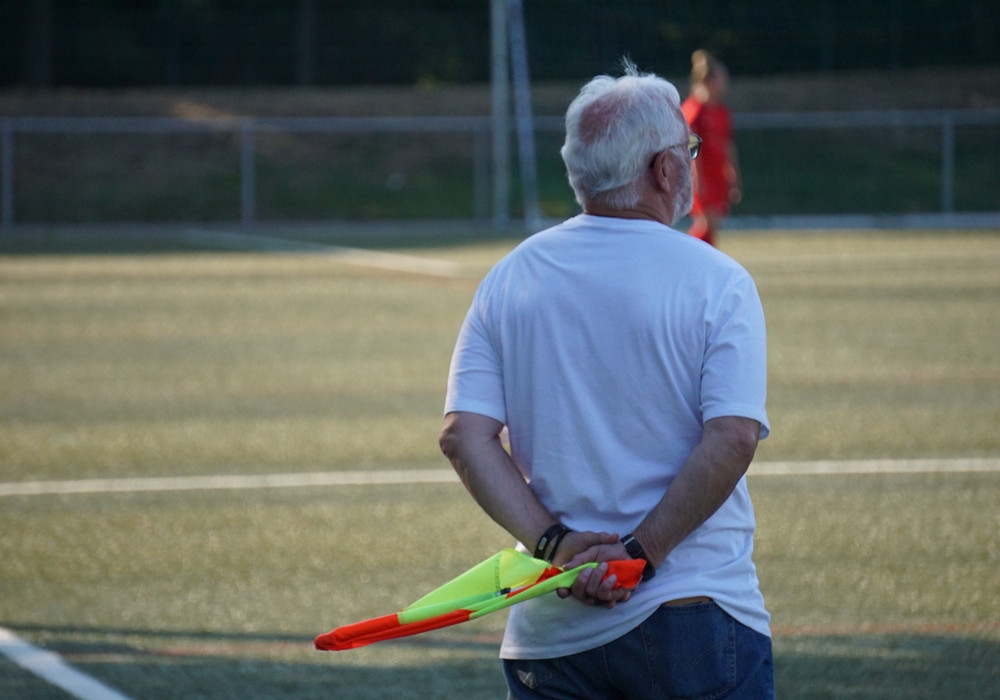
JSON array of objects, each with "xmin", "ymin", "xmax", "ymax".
[
  {"xmin": 0, "ymin": 469, "xmax": 460, "ymax": 497},
  {"xmin": 0, "ymin": 460, "xmax": 998, "ymax": 498},
  {"xmin": 182, "ymin": 229, "xmax": 460, "ymax": 277},
  {"xmin": 0, "ymin": 627, "xmax": 134, "ymax": 700},
  {"xmin": 751, "ymin": 457, "xmax": 1000, "ymax": 476}
]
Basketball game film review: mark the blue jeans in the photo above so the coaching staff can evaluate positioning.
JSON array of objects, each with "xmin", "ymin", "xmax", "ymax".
[{"xmin": 502, "ymin": 601, "xmax": 773, "ymax": 699}]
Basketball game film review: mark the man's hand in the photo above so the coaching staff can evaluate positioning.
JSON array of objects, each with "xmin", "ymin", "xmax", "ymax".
[
  {"xmin": 557, "ymin": 542, "xmax": 635, "ymax": 609},
  {"xmin": 547, "ymin": 531, "xmax": 618, "ymax": 568}
]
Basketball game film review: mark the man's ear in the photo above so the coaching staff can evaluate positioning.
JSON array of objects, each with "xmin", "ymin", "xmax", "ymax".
[{"xmin": 650, "ymin": 150, "xmax": 674, "ymax": 194}]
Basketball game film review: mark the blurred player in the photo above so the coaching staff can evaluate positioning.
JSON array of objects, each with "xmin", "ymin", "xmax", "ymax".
[{"xmin": 682, "ymin": 50, "xmax": 742, "ymax": 247}]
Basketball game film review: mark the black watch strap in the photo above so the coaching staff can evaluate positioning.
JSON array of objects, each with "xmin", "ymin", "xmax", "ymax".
[{"xmin": 621, "ymin": 533, "xmax": 656, "ymax": 581}]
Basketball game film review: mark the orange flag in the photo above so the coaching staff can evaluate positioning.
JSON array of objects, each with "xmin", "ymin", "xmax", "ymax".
[{"xmin": 316, "ymin": 548, "xmax": 644, "ymax": 651}]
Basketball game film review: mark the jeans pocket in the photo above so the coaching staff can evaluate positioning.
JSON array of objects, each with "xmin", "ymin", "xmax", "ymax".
[
  {"xmin": 645, "ymin": 603, "xmax": 736, "ymax": 700},
  {"xmin": 505, "ymin": 658, "xmax": 562, "ymax": 692}
]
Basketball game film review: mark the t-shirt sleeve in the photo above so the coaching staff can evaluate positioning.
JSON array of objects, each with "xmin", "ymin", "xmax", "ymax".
[
  {"xmin": 443, "ymin": 284, "xmax": 508, "ymax": 424},
  {"xmin": 700, "ymin": 273, "xmax": 770, "ymax": 439}
]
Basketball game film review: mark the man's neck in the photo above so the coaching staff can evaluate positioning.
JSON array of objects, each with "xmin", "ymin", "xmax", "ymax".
[{"xmin": 583, "ymin": 203, "xmax": 671, "ymax": 227}]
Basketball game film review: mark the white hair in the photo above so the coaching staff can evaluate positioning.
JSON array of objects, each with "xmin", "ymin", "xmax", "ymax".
[{"xmin": 560, "ymin": 60, "xmax": 688, "ymax": 211}]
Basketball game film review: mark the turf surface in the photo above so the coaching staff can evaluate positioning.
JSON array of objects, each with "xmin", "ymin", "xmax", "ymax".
[{"xmin": 1, "ymin": 230, "xmax": 998, "ymax": 698}]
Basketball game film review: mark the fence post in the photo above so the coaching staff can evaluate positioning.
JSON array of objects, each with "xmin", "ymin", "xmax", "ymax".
[
  {"xmin": 941, "ymin": 114, "xmax": 955, "ymax": 214},
  {"xmin": 1, "ymin": 122, "xmax": 12, "ymax": 230},
  {"xmin": 490, "ymin": 0, "xmax": 510, "ymax": 231},
  {"xmin": 473, "ymin": 127, "xmax": 490, "ymax": 222},
  {"xmin": 240, "ymin": 119, "xmax": 256, "ymax": 228},
  {"xmin": 508, "ymin": 0, "xmax": 541, "ymax": 231}
]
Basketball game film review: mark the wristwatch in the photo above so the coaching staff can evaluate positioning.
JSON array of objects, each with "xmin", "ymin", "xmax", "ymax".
[{"xmin": 621, "ymin": 533, "xmax": 656, "ymax": 582}]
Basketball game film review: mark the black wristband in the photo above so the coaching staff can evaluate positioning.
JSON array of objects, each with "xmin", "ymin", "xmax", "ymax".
[
  {"xmin": 621, "ymin": 533, "xmax": 656, "ymax": 581},
  {"xmin": 546, "ymin": 526, "xmax": 573, "ymax": 563},
  {"xmin": 534, "ymin": 523, "xmax": 568, "ymax": 560}
]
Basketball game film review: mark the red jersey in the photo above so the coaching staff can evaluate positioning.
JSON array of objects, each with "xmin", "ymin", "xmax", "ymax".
[{"xmin": 682, "ymin": 97, "xmax": 735, "ymax": 216}]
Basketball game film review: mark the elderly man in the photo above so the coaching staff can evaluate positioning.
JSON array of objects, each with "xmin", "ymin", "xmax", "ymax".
[{"xmin": 439, "ymin": 62, "xmax": 773, "ymax": 699}]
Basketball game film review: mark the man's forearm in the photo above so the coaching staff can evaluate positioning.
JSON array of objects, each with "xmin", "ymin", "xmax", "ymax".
[
  {"xmin": 439, "ymin": 411, "xmax": 556, "ymax": 553},
  {"xmin": 634, "ymin": 416, "xmax": 760, "ymax": 567}
]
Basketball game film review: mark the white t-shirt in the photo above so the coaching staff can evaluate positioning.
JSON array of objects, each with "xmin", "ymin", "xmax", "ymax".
[{"xmin": 444, "ymin": 214, "xmax": 771, "ymax": 659}]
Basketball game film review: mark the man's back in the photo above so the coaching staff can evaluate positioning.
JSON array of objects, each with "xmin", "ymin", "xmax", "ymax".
[{"xmin": 446, "ymin": 213, "xmax": 770, "ymax": 657}]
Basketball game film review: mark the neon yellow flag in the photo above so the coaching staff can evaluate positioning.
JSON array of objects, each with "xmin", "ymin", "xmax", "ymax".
[{"xmin": 315, "ymin": 548, "xmax": 644, "ymax": 651}]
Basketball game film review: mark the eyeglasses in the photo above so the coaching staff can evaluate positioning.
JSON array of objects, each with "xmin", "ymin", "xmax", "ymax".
[
  {"xmin": 649, "ymin": 133, "xmax": 702, "ymax": 168},
  {"xmin": 684, "ymin": 133, "xmax": 702, "ymax": 160}
]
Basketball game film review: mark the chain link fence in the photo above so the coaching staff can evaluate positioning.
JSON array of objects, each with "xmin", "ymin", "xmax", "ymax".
[{"xmin": 2, "ymin": 109, "xmax": 999, "ymax": 230}]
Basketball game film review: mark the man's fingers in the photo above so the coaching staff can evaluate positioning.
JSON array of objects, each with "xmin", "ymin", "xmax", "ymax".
[
  {"xmin": 552, "ymin": 531, "xmax": 619, "ymax": 568},
  {"xmin": 566, "ymin": 561, "xmax": 637, "ymax": 607},
  {"xmin": 570, "ymin": 567, "xmax": 594, "ymax": 603},
  {"xmin": 576, "ymin": 562, "xmax": 612, "ymax": 603},
  {"xmin": 586, "ymin": 564, "xmax": 611, "ymax": 598},
  {"xmin": 563, "ymin": 541, "xmax": 627, "ymax": 570}
]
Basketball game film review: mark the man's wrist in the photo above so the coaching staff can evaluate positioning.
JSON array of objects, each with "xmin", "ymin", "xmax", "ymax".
[
  {"xmin": 620, "ymin": 533, "xmax": 656, "ymax": 581},
  {"xmin": 534, "ymin": 523, "xmax": 571, "ymax": 562}
]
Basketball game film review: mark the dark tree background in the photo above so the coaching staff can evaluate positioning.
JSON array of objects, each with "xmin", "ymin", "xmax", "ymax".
[{"xmin": 2, "ymin": 0, "xmax": 998, "ymax": 88}]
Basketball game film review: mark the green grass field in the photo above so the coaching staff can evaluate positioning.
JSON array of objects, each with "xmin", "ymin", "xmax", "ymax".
[{"xmin": 1, "ymin": 229, "xmax": 999, "ymax": 698}]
